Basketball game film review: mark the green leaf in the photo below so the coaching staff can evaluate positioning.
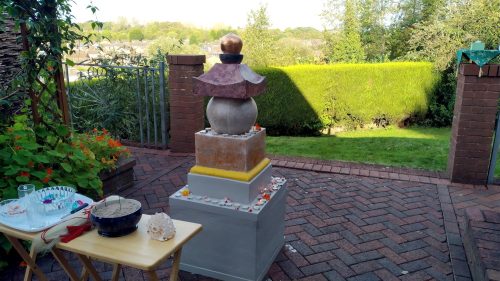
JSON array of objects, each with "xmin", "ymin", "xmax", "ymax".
[
  {"xmin": 33, "ymin": 155, "xmax": 50, "ymax": 163},
  {"xmin": 4, "ymin": 168, "xmax": 19, "ymax": 176},
  {"xmin": 34, "ymin": 126, "xmax": 49, "ymax": 138},
  {"xmin": 47, "ymin": 150, "xmax": 66, "ymax": 158},
  {"xmin": 60, "ymin": 163, "xmax": 73, "ymax": 172},
  {"xmin": 21, "ymin": 142, "xmax": 39, "ymax": 150},
  {"xmin": 77, "ymin": 178, "xmax": 88, "ymax": 187},
  {"xmin": 89, "ymin": 178, "xmax": 102, "ymax": 189},
  {"xmin": 56, "ymin": 125, "xmax": 69, "ymax": 137},
  {"xmin": 12, "ymin": 154, "xmax": 29, "ymax": 165},
  {"xmin": 16, "ymin": 176, "xmax": 29, "ymax": 182},
  {"xmin": 65, "ymin": 58, "xmax": 75, "ymax": 66},
  {"xmin": 32, "ymin": 171, "xmax": 47, "ymax": 180}
]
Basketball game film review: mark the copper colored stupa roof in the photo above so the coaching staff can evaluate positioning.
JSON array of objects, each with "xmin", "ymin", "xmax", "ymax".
[{"xmin": 193, "ymin": 63, "xmax": 266, "ymax": 99}]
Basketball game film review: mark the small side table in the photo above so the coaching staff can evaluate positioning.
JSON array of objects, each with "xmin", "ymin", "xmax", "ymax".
[{"xmin": 0, "ymin": 215, "xmax": 202, "ymax": 281}]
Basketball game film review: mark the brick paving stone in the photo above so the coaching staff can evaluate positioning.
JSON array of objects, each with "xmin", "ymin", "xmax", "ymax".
[
  {"xmin": 300, "ymin": 262, "xmax": 332, "ymax": 275},
  {"xmin": 6, "ymin": 149, "xmax": 500, "ymax": 281},
  {"xmin": 324, "ymin": 269, "xmax": 347, "ymax": 281}
]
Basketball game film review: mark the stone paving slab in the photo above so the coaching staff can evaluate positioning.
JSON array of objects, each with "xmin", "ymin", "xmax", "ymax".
[
  {"xmin": 2, "ymin": 148, "xmax": 500, "ymax": 280},
  {"xmin": 463, "ymin": 208, "xmax": 500, "ymax": 281}
]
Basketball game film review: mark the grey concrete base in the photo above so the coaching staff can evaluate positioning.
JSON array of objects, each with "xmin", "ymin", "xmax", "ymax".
[
  {"xmin": 187, "ymin": 163, "xmax": 272, "ymax": 204},
  {"xmin": 169, "ymin": 182, "xmax": 286, "ymax": 281}
]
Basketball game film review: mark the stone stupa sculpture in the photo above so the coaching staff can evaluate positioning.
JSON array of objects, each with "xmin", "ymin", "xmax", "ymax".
[{"xmin": 169, "ymin": 33, "xmax": 287, "ymax": 281}]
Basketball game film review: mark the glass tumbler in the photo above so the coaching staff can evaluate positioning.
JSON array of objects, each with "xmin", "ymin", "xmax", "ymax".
[{"xmin": 18, "ymin": 184, "xmax": 35, "ymax": 199}]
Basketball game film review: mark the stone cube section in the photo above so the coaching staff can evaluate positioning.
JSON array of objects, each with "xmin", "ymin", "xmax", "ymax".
[
  {"xmin": 170, "ymin": 184, "xmax": 286, "ymax": 281},
  {"xmin": 187, "ymin": 163, "xmax": 272, "ymax": 204},
  {"xmin": 167, "ymin": 55, "xmax": 206, "ymax": 153},
  {"xmin": 195, "ymin": 129, "xmax": 266, "ymax": 172},
  {"xmin": 447, "ymin": 63, "xmax": 500, "ymax": 184}
]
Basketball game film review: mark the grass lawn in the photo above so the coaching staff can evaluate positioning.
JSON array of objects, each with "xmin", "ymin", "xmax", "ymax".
[{"xmin": 267, "ymin": 126, "xmax": 451, "ymax": 171}]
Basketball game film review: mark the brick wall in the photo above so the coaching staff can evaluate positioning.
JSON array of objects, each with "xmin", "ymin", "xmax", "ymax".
[
  {"xmin": 167, "ymin": 55, "xmax": 206, "ymax": 153},
  {"xmin": 447, "ymin": 63, "xmax": 500, "ymax": 184}
]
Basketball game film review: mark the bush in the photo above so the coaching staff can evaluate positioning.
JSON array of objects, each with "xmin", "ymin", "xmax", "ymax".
[
  {"xmin": 421, "ymin": 65, "xmax": 456, "ymax": 127},
  {"xmin": 0, "ymin": 116, "xmax": 129, "ymax": 200},
  {"xmin": 253, "ymin": 62, "xmax": 439, "ymax": 135}
]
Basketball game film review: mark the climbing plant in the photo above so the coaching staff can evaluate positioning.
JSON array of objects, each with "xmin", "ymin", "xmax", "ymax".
[
  {"xmin": 0, "ymin": 0, "xmax": 101, "ymax": 132},
  {"xmin": 0, "ymin": 0, "xmax": 102, "ymax": 270}
]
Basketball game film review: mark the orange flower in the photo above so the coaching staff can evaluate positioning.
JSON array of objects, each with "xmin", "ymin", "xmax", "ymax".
[
  {"xmin": 96, "ymin": 135, "xmax": 105, "ymax": 141},
  {"xmin": 19, "ymin": 171, "xmax": 30, "ymax": 178},
  {"xmin": 14, "ymin": 135, "xmax": 22, "ymax": 140},
  {"xmin": 42, "ymin": 176, "xmax": 50, "ymax": 183},
  {"xmin": 107, "ymin": 139, "xmax": 122, "ymax": 148},
  {"xmin": 102, "ymin": 128, "xmax": 108, "ymax": 135},
  {"xmin": 93, "ymin": 128, "xmax": 98, "ymax": 133},
  {"xmin": 15, "ymin": 145, "xmax": 22, "ymax": 150},
  {"xmin": 46, "ymin": 167, "xmax": 53, "ymax": 175}
]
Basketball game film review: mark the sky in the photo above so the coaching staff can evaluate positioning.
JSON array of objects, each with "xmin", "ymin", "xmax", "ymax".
[{"xmin": 71, "ymin": 0, "xmax": 326, "ymax": 30}]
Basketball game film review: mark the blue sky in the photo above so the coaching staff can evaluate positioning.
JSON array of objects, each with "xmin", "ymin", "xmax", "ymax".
[{"xmin": 72, "ymin": 0, "xmax": 326, "ymax": 30}]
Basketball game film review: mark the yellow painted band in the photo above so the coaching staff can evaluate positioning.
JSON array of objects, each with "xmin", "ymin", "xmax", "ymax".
[{"xmin": 190, "ymin": 158, "xmax": 271, "ymax": 182}]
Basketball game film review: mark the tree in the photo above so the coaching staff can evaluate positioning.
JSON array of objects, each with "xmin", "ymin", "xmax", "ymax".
[
  {"xmin": 389, "ymin": 0, "xmax": 445, "ymax": 59},
  {"xmin": 405, "ymin": 0, "xmax": 500, "ymax": 70},
  {"xmin": 359, "ymin": 0, "xmax": 394, "ymax": 61},
  {"xmin": 128, "ymin": 28, "xmax": 144, "ymax": 41},
  {"xmin": 242, "ymin": 4, "xmax": 275, "ymax": 67},
  {"xmin": 322, "ymin": 0, "xmax": 365, "ymax": 63}
]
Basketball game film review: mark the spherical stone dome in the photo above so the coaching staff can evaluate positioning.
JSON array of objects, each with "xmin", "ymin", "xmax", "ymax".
[{"xmin": 207, "ymin": 97, "xmax": 257, "ymax": 135}]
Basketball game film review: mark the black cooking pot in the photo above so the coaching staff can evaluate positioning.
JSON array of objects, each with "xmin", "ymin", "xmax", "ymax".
[{"xmin": 90, "ymin": 198, "xmax": 142, "ymax": 237}]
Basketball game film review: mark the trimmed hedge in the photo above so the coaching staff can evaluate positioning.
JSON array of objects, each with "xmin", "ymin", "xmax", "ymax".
[{"xmin": 253, "ymin": 62, "xmax": 439, "ymax": 135}]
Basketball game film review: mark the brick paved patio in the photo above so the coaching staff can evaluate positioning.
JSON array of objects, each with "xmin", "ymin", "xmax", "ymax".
[{"xmin": 3, "ymin": 147, "xmax": 500, "ymax": 281}]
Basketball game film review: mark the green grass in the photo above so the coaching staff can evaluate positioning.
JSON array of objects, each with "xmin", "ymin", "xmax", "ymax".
[{"xmin": 267, "ymin": 126, "xmax": 451, "ymax": 171}]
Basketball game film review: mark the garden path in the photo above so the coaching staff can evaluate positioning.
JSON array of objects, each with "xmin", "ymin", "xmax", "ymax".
[{"xmin": 3, "ymin": 147, "xmax": 500, "ymax": 281}]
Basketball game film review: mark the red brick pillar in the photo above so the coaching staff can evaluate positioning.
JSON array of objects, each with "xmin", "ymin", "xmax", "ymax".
[
  {"xmin": 167, "ymin": 55, "xmax": 206, "ymax": 153},
  {"xmin": 447, "ymin": 63, "xmax": 500, "ymax": 184}
]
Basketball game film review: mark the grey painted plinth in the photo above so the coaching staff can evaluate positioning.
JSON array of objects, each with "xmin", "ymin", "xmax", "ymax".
[
  {"xmin": 169, "ymin": 183, "xmax": 286, "ymax": 281},
  {"xmin": 187, "ymin": 164, "xmax": 272, "ymax": 204}
]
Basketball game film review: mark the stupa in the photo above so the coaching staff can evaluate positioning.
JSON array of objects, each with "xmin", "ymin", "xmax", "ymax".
[{"xmin": 169, "ymin": 33, "xmax": 287, "ymax": 281}]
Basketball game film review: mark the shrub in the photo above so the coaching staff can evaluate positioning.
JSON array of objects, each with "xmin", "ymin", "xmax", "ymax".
[
  {"xmin": 421, "ymin": 64, "xmax": 456, "ymax": 127},
  {"xmin": 0, "ymin": 115, "xmax": 129, "ymax": 200},
  {"xmin": 253, "ymin": 62, "xmax": 439, "ymax": 135}
]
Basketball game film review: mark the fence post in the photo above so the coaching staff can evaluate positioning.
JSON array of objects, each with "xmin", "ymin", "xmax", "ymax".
[
  {"xmin": 159, "ymin": 61, "xmax": 168, "ymax": 148},
  {"xmin": 167, "ymin": 55, "xmax": 205, "ymax": 153}
]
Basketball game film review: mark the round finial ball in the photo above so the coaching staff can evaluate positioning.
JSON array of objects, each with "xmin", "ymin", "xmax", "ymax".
[{"xmin": 221, "ymin": 33, "xmax": 243, "ymax": 54}]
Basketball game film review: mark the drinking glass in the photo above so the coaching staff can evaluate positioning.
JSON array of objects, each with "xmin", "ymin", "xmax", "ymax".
[
  {"xmin": 27, "ymin": 196, "xmax": 47, "ymax": 229},
  {"xmin": 18, "ymin": 184, "xmax": 35, "ymax": 199}
]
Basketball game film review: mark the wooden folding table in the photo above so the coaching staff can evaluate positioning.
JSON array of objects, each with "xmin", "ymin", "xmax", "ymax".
[{"xmin": 0, "ymin": 215, "xmax": 202, "ymax": 281}]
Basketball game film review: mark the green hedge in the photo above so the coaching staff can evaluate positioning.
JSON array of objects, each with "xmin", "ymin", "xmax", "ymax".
[{"xmin": 253, "ymin": 62, "xmax": 439, "ymax": 135}]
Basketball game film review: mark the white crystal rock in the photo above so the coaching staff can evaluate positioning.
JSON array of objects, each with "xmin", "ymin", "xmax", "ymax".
[{"xmin": 146, "ymin": 213, "xmax": 176, "ymax": 241}]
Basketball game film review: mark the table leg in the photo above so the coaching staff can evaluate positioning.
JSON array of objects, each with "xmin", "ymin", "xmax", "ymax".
[
  {"xmin": 23, "ymin": 242, "xmax": 36, "ymax": 281},
  {"xmin": 169, "ymin": 248, "xmax": 182, "ymax": 281},
  {"xmin": 111, "ymin": 264, "xmax": 122, "ymax": 281},
  {"xmin": 146, "ymin": 270, "xmax": 160, "ymax": 281},
  {"xmin": 80, "ymin": 268, "xmax": 89, "ymax": 281},
  {"xmin": 4, "ymin": 234, "xmax": 49, "ymax": 281},
  {"xmin": 76, "ymin": 254, "xmax": 103, "ymax": 281},
  {"xmin": 51, "ymin": 248, "xmax": 81, "ymax": 281}
]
